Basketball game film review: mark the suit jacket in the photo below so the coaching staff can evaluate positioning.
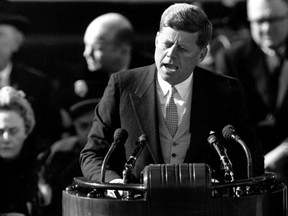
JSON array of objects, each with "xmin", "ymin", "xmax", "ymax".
[
  {"xmin": 80, "ymin": 64, "xmax": 264, "ymax": 183},
  {"xmin": 216, "ymin": 37, "xmax": 288, "ymax": 153}
]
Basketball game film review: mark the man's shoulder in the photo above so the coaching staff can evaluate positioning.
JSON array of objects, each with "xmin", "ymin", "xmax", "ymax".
[
  {"xmin": 125, "ymin": 64, "xmax": 155, "ymax": 73},
  {"xmin": 115, "ymin": 64, "xmax": 155, "ymax": 80},
  {"xmin": 195, "ymin": 66, "xmax": 239, "ymax": 88},
  {"xmin": 108, "ymin": 64, "xmax": 155, "ymax": 92}
]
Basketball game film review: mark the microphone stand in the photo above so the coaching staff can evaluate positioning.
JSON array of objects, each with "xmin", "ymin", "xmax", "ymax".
[
  {"xmin": 100, "ymin": 128, "xmax": 128, "ymax": 183},
  {"xmin": 236, "ymin": 137, "xmax": 253, "ymax": 179},
  {"xmin": 122, "ymin": 163, "xmax": 134, "ymax": 200},
  {"xmin": 222, "ymin": 125, "xmax": 253, "ymax": 179},
  {"xmin": 101, "ymin": 143, "xmax": 117, "ymax": 183},
  {"xmin": 208, "ymin": 131, "xmax": 234, "ymax": 183},
  {"xmin": 122, "ymin": 135, "xmax": 147, "ymax": 200}
]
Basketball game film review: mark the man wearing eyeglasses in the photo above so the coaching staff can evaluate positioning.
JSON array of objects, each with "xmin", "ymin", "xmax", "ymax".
[{"xmin": 216, "ymin": 0, "xmax": 288, "ymax": 184}]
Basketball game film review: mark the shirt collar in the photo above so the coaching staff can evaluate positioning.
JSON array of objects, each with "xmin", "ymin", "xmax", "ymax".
[{"xmin": 157, "ymin": 72, "xmax": 193, "ymax": 98}]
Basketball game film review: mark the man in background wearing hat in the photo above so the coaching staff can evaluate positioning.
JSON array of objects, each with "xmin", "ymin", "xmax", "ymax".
[
  {"xmin": 44, "ymin": 98, "xmax": 100, "ymax": 216},
  {"xmin": 0, "ymin": 0, "xmax": 62, "ymax": 143}
]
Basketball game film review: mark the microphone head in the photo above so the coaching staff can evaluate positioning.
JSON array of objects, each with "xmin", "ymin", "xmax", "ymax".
[
  {"xmin": 207, "ymin": 131, "xmax": 217, "ymax": 147},
  {"xmin": 222, "ymin": 125, "xmax": 235, "ymax": 140},
  {"xmin": 138, "ymin": 134, "xmax": 148, "ymax": 146},
  {"xmin": 139, "ymin": 134, "xmax": 148, "ymax": 142},
  {"xmin": 113, "ymin": 128, "xmax": 128, "ymax": 144}
]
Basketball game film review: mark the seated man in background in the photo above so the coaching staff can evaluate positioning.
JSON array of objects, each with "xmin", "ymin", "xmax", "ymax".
[
  {"xmin": 0, "ymin": 86, "xmax": 51, "ymax": 216},
  {"xmin": 0, "ymin": 0, "xmax": 63, "ymax": 143},
  {"xmin": 44, "ymin": 98, "xmax": 99, "ymax": 216},
  {"xmin": 215, "ymin": 0, "xmax": 288, "ymax": 184},
  {"xmin": 60, "ymin": 12, "xmax": 153, "ymax": 130}
]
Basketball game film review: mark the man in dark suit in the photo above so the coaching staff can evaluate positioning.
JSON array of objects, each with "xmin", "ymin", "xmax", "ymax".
[
  {"xmin": 80, "ymin": 3, "xmax": 264, "ymax": 188},
  {"xmin": 216, "ymin": 0, "xmax": 288, "ymax": 183},
  {"xmin": 0, "ymin": 0, "xmax": 62, "ymax": 143}
]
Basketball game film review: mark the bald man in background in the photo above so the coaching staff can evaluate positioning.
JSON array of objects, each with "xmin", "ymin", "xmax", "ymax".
[
  {"xmin": 60, "ymin": 13, "xmax": 152, "ymax": 136},
  {"xmin": 83, "ymin": 12, "xmax": 134, "ymax": 75}
]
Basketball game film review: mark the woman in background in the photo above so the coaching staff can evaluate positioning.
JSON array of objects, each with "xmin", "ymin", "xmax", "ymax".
[{"xmin": 0, "ymin": 86, "xmax": 51, "ymax": 216}]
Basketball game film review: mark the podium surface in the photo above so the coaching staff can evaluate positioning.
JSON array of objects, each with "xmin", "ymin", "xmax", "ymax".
[{"xmin": 63, "ymin": 164, "xmax": 287, "ymax": 216}]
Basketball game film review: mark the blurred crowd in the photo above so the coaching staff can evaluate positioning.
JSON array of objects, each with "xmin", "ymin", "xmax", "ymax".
[{"xmin": 1, "ymin": 0, "xmax": 288, "ymax": 215}]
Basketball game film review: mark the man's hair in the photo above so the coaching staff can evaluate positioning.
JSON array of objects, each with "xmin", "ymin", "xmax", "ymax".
[
  {"xmin": 0, "ymin": 86, "xmax": 35, "ymax": 135},
  {"xmin": 159, "ymin": 3, "xmax": 212, "ymax": 49}
]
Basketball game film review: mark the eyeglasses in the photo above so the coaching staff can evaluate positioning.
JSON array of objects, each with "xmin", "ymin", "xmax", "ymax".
[{"xmin": 249, "ymin": 10, "xmax": 288, "ymax": 25}]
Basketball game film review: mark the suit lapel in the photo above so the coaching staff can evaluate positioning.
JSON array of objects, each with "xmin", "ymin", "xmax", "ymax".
[
  {"xmin": 277, "ymin": 60, "xmax": 288, "ymax": 107},
  {"xmin": 129, "ymin": 65, "xmax": 163, "ymax": 164},
  {"xmin": 246, "ymin": 50, "xmax": 269, "ymax": 107},
  {"xmin": 185, "ymin": 67, "xmax": 210, "ymax": 162}
]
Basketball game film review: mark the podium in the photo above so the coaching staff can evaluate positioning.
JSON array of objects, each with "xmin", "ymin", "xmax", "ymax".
[{"xmin": 63, "ymin": 163, "xmax": 287, "ymax": 216}]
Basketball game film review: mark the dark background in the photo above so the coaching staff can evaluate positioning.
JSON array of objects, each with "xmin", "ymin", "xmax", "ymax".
[{"xmin": 10, "ymin": 0, "xmax": 247, "ymax": 81}]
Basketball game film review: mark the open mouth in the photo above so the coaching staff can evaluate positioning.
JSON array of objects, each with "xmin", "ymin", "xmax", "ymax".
[{"xmin": 164, "ymin": 63, "xmax": 178, "ymax": 71}]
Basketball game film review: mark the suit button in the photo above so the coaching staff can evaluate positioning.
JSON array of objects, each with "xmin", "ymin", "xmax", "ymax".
[{"xmin": 171, "ymin": 153, "xmax": 176, "ymax": 157}]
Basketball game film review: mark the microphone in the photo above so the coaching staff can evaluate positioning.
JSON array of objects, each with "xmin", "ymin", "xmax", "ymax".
[
  {"xmin": 222, "ymin": 125, "xmax": 253, "ymax": 179},
  {"xmin": 101, "ymin": 128, "xmax": 128, "ymax": 183},
  {"xmin": 122, "ymin": 134, "xmax": 148, "ymax": 200},
  {"xmin": 207, "ymin": 131, "xmax": 234, "ymax": 182},
  {"xmin": 124, "ymin": 134, "xmax": 148, "ymax": 171}
]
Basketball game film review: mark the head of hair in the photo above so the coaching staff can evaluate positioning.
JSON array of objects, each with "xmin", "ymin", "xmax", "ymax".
[
  {"xmin": 0, "ymin": 86, "xmax": 35, "ymax": 135},
  {"xmin": 159, "ymin": 3, "xmax": 212, "ymax": 49}
]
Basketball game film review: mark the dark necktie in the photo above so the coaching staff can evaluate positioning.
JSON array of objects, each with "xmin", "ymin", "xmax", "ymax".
[{"xmin": 165, "ymin": 86, "xmax": 178, "ymax": 137}]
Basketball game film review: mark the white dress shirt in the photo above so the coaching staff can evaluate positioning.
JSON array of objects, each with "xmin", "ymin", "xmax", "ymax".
[
  {"xmin": 157, "ymin": 73, "xmax": 193, "ymax": 126},
  {"xmin": 157, "ymin": 72, "xmax": 193, "ymax": 164}
]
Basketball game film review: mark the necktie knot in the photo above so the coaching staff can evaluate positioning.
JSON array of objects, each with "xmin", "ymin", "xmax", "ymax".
[{"xmin": 165, "ymin": 86, "xmax": 178, "ymax": 137}]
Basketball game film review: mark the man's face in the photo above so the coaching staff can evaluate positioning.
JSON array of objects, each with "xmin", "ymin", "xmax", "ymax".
[
  {"xmin": 0, "ymin": 110, "xmax": 27, "ymax": 160},
  {"xmin": 0, "ymin": 25, "xmax": 22, "ymax": 69},
  {"xmin": 154, "ymin": 27, "xmax": 207, "ymax": 85},
  {"xmin": 83, "ymin": 26, "xmax": 124, "ymax": 73},
  {"xmin": 248, "ymin": 0, "xmax": 288, "ymax": 51}
]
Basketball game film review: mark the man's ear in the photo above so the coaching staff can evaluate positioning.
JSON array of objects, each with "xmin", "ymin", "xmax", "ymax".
[
  {"xmin": 155, "ymin": 31, "xmax": 160, "ymax": 47},
  {"xmin": 120, "ymin": 44, "xmax": 132, "ymax": 55},
  {"xmin": 198, "ymin": 47, "xmax": 208, "ymax": 63}
]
